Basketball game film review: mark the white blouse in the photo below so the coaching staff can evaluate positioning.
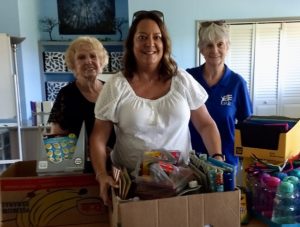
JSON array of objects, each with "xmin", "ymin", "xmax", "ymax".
[{"xmin": 94, "ymin": 68, "xmax": 208, "ymax": 171}]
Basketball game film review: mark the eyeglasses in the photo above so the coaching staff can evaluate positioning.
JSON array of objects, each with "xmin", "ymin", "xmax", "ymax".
[
  {"xmin": 200, "ymin": 20, "xmax": 226, "ymax": 27},
  {"xmin": 132, "ymin": 10, "xmax": 164, "ymax": 22}
]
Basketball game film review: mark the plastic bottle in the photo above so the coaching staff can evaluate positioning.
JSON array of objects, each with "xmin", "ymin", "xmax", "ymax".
[
  {"xmin": 273, "ymin": 172, "xmax": 288, "ymax": 181},
  {"xmin": 261, "ymin": 176, "xmax": 281, "ymax": 218},
  {"xmin": 271, "ymin": 181, "xmax": 298, "ymax": 224},
  {"xmin": 288, "ymin": 169, "xmax": 300, "ymax": 179},
  {"xmin": 283, "ymin": 176, "xmax": 300, "ymax": 194},
  {"xmin": 288, "ymin": 169, "xmax": 300, "ymax": 198},
  {"xmin": 283, "ymin": 174, "xmax": 300, "ymax": 222},
  {"xmin": 247, "ymin": 171, "xmax": 262, "ymax": 213},
  {"xmin": 255, "ymin": 173, "xmax": 270, "ymax": 213}
]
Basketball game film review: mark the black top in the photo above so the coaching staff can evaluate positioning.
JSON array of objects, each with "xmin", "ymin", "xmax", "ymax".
[{"xmin": 48, "ymin": 81, "xmax": 115, "ymax": 148}]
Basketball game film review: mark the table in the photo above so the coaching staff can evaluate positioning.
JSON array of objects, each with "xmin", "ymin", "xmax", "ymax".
[
  {"xmin": 245, "ymin": 218, "xmax": 268, "ymax": 227},
  {"xmin": 54, "ymin": 219, "xmax": 267, "ymax": 227}
]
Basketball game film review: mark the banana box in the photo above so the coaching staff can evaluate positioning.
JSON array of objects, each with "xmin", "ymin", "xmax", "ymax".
[
  {"xmin": 0, "ymin": 160, "xmax": 109, "ymax": 227},
  {"xmin": 36, "ymin": 124, "xmax": 86, "ymax": 175}
]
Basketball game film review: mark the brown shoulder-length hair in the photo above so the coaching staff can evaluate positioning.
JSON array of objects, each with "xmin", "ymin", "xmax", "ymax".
[{"xmin": 123, "ymin": 11, "xmax": 178, "ymax": 81}]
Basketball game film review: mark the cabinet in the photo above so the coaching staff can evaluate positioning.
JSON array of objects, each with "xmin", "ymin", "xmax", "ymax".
[
  {"xmin": 0, "ymin": 33, "xmax": 25, "ymax": 171},
  {"xmin": 38, "ymin": 40, "xmax": 124, "ymax": 101}
]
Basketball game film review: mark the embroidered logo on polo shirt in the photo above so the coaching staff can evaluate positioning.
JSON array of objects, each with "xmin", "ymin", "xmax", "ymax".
[{"xmin": 220, "ymin": 94, "xmax": 232, "ymax": 106}]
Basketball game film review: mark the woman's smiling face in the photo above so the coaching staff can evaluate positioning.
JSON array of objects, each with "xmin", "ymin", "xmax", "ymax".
[
  {"xmin": 200, "ymin": 38, "xmax": 229, "ymax": 67},
  {"xmin": 73, "ymin": 45, "xmax": 101, "ymax": 79},
  {"xmin": 133, "ymin": 19, "xmax": 164, "ymax": 69}
]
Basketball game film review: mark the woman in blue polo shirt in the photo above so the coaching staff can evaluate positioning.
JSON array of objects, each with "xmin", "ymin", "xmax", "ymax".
[{"xmin": 187, "ymin": 20, "xmax": 252, "ymax": 167}]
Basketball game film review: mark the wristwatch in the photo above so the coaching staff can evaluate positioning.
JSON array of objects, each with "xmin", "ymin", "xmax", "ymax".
[{"xmin": 212, "ymin": 153, "xmax": 225, "ymax": 161}]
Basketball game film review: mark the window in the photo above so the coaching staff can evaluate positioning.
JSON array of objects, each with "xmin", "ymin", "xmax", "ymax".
[{"xmin": 197, "ymin": 19, "xmax": 300, "ymax": 118}]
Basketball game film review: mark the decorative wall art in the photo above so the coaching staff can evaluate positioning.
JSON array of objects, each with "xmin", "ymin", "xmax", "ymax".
[
  {"xmin": 41, "ymin": 41, "xmax": 124, "ymax": 101},
  {"xmin": 46, "ymin": 81, "xmax": 69, "ymax": 101},
  {"xmin": 110, "ymin": 51, "xmax": 124, "ymax": 72},
  {"xmin": 57, "ymin": 0, "xmax": 116, "ymax": 35},
  {"xmin": 43, "ymin": 52, "xmax": 69, "ymax": 72},
  {"xmin": 43, "ymin": 50, "xmax": 123, "ymax": 74},
  {"xmin": 103, "ymin": 63, "xmax": 110, "ymax": 73},
  {"xmin": 39, "ymin": 17, "xmax": 59, "ymax": 41}
]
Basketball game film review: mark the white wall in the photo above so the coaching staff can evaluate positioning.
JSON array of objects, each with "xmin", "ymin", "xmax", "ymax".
[
  {"xmin": 0, "ymin": 0, "xmax": 41, "ymax": 123},
  {"xmin": 128, "ymin": 0, "xmax": 300, "ymax": 68},
  {"xmin": 0, "ymin": 0, "xmax": 20, "ymax": 36},
  {"xmin": 18, "ymin": 0, "xmax": 41, "ymax": 123}
]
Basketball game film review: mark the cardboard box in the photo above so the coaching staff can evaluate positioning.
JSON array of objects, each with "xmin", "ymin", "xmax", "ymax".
[
  {"xmin": 235, "ymin": 119, "xmax": 300, "ymax": 162},
  {"xmin": 110, "ymin": 189, "xmax": 240, "ymax": 227},
  {"xmin": 0, "ymin": 160, "xmax": 108, "ymax": 227}
]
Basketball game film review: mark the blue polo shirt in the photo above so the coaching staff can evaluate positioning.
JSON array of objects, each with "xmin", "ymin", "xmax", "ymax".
[{"xmin": 186, "ymin": 64, "xmax": 252, "ymax": 166}]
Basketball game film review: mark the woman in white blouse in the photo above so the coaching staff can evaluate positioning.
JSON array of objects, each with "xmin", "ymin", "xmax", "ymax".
[{"xmin": 90, "ymin": 10, "xmax": 222, "ymax": 206}]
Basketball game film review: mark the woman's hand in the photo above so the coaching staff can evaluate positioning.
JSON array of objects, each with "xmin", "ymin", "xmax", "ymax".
[{"xmin": 97, "ymin": 174, "xmax": 119, "ymax": 206}]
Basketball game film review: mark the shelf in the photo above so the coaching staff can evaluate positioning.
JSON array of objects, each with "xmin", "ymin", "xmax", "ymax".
[
  {"xmin": 0, "ymin": 123, "xmax": 18, "ymax": 128},
  {"xmin": 44, "ymin": 71, "xmax": 72, "ymax": 74}
]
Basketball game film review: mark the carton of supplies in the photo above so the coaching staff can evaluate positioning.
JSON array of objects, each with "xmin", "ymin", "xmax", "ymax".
[
  {"xmin": 109, "ymin": 150, "xmax": 240, "ymax": 227},
  {"xmin": 235, "ymin": 116, "xmax": 300, "ymax": 162}
]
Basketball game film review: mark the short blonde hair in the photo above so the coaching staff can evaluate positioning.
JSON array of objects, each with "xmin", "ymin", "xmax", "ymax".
[
  {"xmin": 65, "ymin": 36, "xmax": 109, "ymax": 72},
  {"xmin": 198, "ymin": 21, "xmax": 230, "ymax": 49}
]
